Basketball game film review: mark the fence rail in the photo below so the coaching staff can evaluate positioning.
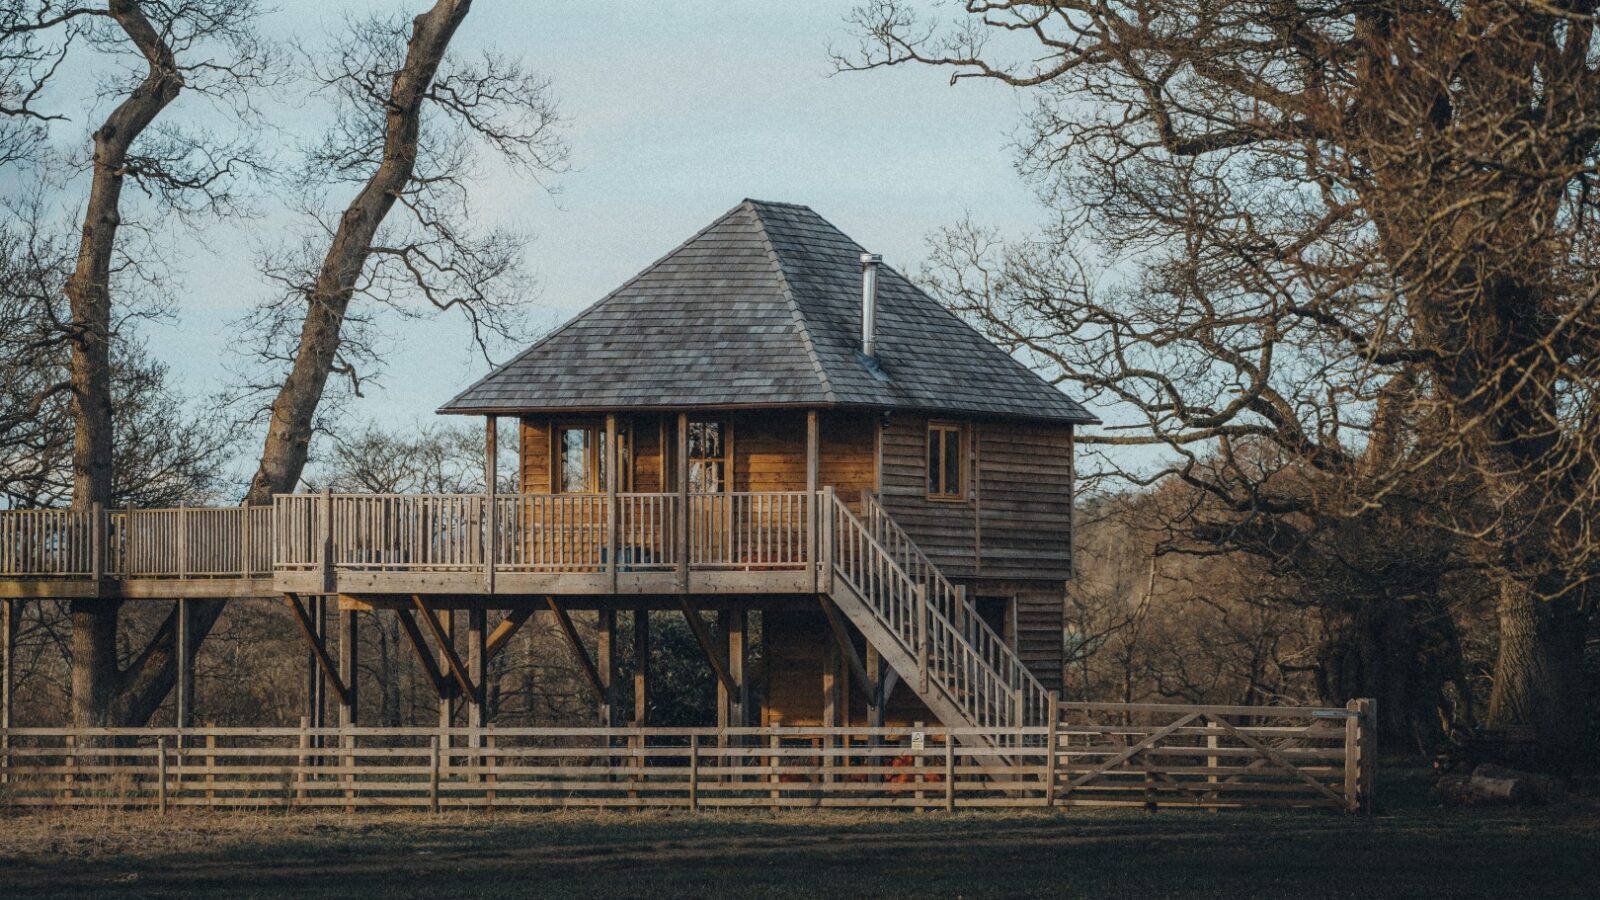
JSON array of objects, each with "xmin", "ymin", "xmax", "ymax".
[{"xmin": 0, "ymin": 703, "xmax": 1374, "ymax": 813}]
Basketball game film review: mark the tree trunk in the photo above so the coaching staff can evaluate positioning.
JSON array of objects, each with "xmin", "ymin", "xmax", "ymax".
[
  {"xmin": 107, "ymin": 1, "xmax": 474, "ymax": 727},
  {"xmin": 1485, "ymin": 581, "xmax": 1589, "ymax": 772},
  {"xmin": 244, "ymin": 0, "xmax": 471, "ymax": 504},
  {"xmin": 62, "ymin": 1, "xmax": 184, "ymax": 728}
]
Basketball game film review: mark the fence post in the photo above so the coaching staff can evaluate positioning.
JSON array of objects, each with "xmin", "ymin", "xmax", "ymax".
[
  {"xmin": 689, "ymin": 733, "xmax": 700, "ymax": 813},
  {"xmin": 429, "ymin": 735, "xmax": 442, "ymax": 814},
  {"xmin": 205, "ymin": 726, "xmax": 217, "ymax": 804},
  {"xmin": 296, "ymin": 717, "xmax": 310, "ymax": 804},
  {"xmin": 1045, "ymin": 691, "xmax": 1059, "ymax": 808},
  {"xmin": 944, "ymin": 737, "xmax": 955, "ymax": 813},
  {"xmin": 156, "ymin": 737, "xmax": 168, "ymax": 816},
  {"xmin": 485, "ymin": 731, "xmax": 497, "ymax": 812},
  {"xmin": 1347, "ymin": 698, "xmax": 1376, "ymax": 814},
  {"xmin": 769, "ymin": 731, "xmax": 780, "ymax": 811}
]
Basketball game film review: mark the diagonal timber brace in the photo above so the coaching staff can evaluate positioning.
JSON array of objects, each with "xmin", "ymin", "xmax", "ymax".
[
  {"xmin": 677, "ymin": 598, "xmax": 735, "ymax": 695},
  {"xmin": 394, "ymin": 608, "xmax": 452, "ymax": 700},
  {"xmin": 284, "ymin": 593, "xmax": 350, "ymax": 708},
  {"xmin": 485, "ymin": 607, "xmax": 534, "ymax": 661},
  {"xmin": 411, "ymin": 596, "xmax": 476, "ymax": 701},
  {"xmin": 547, "ymin": 597, "xmax": 607, "ymax": 703}
]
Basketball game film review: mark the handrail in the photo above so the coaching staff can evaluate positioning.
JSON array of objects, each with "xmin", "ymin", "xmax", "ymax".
[
  {"xmin": 826, "ymin": 492, "xmax": 1029, "ymax": 731},
  {"xmin": 859, "ymin": 492, "xmax": 1054, "ymax": 727}
]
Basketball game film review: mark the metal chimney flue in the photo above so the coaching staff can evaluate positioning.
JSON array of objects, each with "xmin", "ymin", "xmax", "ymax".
[{"xmin": 860, "ymin": 252, "xmax": 882, "ymax": 358}]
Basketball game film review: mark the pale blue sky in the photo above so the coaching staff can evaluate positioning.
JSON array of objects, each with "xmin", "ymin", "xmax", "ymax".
[{"xmin": 8, "ymin": 1, "xmax": 1055, "ymax": 477}]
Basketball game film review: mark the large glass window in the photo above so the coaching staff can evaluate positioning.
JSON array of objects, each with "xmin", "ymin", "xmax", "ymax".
[
  {"xmin": 927, "ymin": 422, "xmax": 965, "ymax": 500},
  {"xmin": 687, "ymin": 420, "xmax": 727, "ymax": 493},
  {"xmin": 557, "ymin": 425, "xmax": 600, "ymax": 492},
  {"xmin": 556, "ymin": 422, "xmax": 632, "ymax": 493}
]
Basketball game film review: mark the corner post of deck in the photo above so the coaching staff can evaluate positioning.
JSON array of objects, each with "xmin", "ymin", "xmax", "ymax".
[
  {"xmin": 1, "ymin": 597, "xmax": 12, "ymax": 784},
  {"xmin": 806, "ymin": 410, "xmax": 819, "ymax": 592},
  {"xmin": 675, "ymin": 412, "xmax": 689, "ymax": 591},
  {"xmin": 319, "ymin": 488, "xmax": 335, "ymax": 595},
  {"xmin": 90, "ymin": 501, "xmax": 105, "ymax": 585},
  {"xmin": 484, "ymin": 415, "xmax": 498, "ymax": 595},
  {"xmin": 605, "ymin": 413, "xmax": 618, "ymax": 593}
]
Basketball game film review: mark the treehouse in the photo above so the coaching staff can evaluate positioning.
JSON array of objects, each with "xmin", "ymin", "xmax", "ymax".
[{"xmin": 0, "ymin": 199, "xmax": 1098, "ymax": 740}]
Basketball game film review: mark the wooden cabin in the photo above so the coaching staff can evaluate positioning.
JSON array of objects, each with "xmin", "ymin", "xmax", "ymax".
[
  {"xmin": 438, "ymin": 199, "xmax": 1096, "ymax": 729},
  {"xmin": 0, "ymin": 199, "xmax": 1097, "ymax": 739}
]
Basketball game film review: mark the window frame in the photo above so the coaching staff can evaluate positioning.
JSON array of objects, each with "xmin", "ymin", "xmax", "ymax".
[
  {"xmin": 926, "ymin": 420, "xmax": 967, "ymax": 501},
  {"xmin": 686, "ymin": 418, "xmax": 731, "ymax": 494},
  {"xmin": 553, "ymin": 421, "xmax": 603, "ymax": 494}
]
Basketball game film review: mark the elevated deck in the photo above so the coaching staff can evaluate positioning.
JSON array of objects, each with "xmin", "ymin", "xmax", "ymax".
[{"xmin": 0, "ymin": 492, "xmax": 818, "ymax": 600}]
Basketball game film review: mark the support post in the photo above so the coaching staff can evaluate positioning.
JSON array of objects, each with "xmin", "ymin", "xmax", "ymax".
[
  {"xmin": 90, "ymin": 501, "xmax": 104, "ymax": 584},
  {"xmin": 339, "ymin": 608, "xmax": 359, "ymax": 729},
  {"xmin": 437, "ymin": 608, "xmax": 455, "ymax": 736},
  {"xmin": 1, "ymin": 598, "xmax": 12, "ymax": 785},
  {"xmin": 468, "ymin": 608, "xmax": 487, "ymax": 730},
  {"xmin": 806, "ymin": 410, "xmax": 819, "ymax": 591},
  {"xmin": 729, "ymin": 605, "xmax": 745, "ymax": 723},
  {"xmin": 632, "ymin": 607, "xmax": 650, "ymax": 728},
  {"xmin": 598, "ymin": 609, "xmax": 618, "ymax": 726},
  {"xmin": 319, "ymin": 488, "xmax": 334, "ymax": 594},
  {"xmin": 676, "ymin": 413, "xmax": 689, "ymax": 590},
  {"xmin": 485, "ymin": 416, "xmax": 498, "ymax": 594},
  {"xmin": 605, "ymin": 413, "xmax": 618, "ymax": 592},
  {"xmin": 176, "ymin": 599, "xmax": 193, "ymax": 732},
  {"xmin": 689, "ymin": 733, "xmax": 700, "ymax": 813}
]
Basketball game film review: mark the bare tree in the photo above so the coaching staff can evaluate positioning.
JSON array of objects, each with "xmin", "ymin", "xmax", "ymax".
[
  {"xmin": 848, "ymin": 1, "xmax": 1600, "ymax": 768},
  {"xmin": 241, "ymin": 0, "xmax": 564, "ymax": 503},
  {"xmin": 3, "ymin": 0, "xmax": 268, "ymax": 725}
]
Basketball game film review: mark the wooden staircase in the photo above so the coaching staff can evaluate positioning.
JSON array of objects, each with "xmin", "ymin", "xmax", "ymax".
[{"xmin": 821, "ymin": 490, "xmax": 1054, "ymax": 740}]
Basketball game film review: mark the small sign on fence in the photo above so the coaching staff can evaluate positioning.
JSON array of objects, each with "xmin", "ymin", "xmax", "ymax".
[{"xmin": 910, "ymin": 731, "xmax": 925, "ymax": 751}]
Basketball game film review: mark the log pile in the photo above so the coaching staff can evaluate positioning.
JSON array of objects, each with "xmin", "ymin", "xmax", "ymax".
[{"xmin": 1435, "ymin": 764, "xmax": 1565, "ymax": 807}]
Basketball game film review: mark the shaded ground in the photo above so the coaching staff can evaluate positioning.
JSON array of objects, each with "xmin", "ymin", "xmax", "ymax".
[{"xmin": 2, "ymin": 771, "xmax": 1595, "ymax": 899}]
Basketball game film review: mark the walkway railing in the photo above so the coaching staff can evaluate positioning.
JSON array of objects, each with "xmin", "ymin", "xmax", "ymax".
[
  {"xmin": 0, "ymin": 704, "xmax": 1375, "ymax": 813},
  {"xmin": 0, "ymin": 492, "xmax": 815, "ymax": 582}
]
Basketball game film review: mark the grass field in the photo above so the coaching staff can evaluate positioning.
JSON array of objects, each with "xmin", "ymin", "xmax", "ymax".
[{"xmin": 1, "ymin": 770, "xmax": 1595, "ymax": 899}]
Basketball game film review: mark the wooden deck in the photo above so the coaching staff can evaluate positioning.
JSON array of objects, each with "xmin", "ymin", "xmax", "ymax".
[{"xmin": 0, "ymin": 491, "xmax": 818, "ymax": 600}]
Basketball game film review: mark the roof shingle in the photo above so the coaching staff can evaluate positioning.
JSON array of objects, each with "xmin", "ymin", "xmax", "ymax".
[{"xmin": 439, "ymin": 200, "xmax": 1097, "ymax": 424}]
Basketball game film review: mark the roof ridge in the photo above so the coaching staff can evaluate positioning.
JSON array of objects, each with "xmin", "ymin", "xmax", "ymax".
[
  {"xmin": 438, "ymin": 200, "xmax": 757, "ymax": 413},
  {"xmin": 747, "ymin": 202, "xmax": 838, "ymax": 404}
]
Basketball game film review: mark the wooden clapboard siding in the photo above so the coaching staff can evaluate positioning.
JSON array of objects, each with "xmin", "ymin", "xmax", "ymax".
[
  {"xmin": 977, "ymin": 421, "xmax": 1075, "ymax": 581},
  {"xmin": 818, "ymin": 411, "xmax": 876, "ymax": 502},
  {"xmin": 763, "ymin": 608, "xmax": 932, "ymax": 727},
  {"xmin": 878, "ymin": 413, "xmax": 978, "ymax": 578},
  {"xmin": 519, "ymin": 418, "xmax": 552, "ymax": 493},
  {"xmin": 731, "ymin": 411, "xmax": 807, "ymax": 492},
  {"xmin": 1014, "ymin": 587, "xmax": 1065, "ymax": 693},
  {"xmin": 633, "ymin": 415, "xmax": 665, "ymax": 492}
]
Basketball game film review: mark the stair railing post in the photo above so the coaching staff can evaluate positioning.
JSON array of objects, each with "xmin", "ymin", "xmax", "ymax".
[
  {"xmin": 916, "ymin": 585, "xmax": 929, "ymax": 694},
  {"xmin": 1046, "ymin": 691, "xmax": 1060, "ymax": 808},
  {"xmin": 822, "ymin": 487, "xmax": 838, "ymax": 593}
]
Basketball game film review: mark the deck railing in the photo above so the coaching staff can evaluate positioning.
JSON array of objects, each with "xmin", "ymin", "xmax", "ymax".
[{"xmin": 0, "ymin": 492, "xmax": 816, "ymax": 581}]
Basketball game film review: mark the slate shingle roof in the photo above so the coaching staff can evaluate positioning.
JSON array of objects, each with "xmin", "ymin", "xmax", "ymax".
[{"xmin": 439, "ymin": 200, "xmax": 1097, "ymax": 424}]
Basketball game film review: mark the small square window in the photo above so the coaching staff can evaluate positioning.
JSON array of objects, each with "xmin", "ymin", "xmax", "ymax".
[{"xmin": 927, "ymin": 422, "xmax": 964, "ymax": 500}]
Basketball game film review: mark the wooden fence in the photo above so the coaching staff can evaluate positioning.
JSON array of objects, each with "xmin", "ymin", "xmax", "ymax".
[{"xmin": 0, "ymin": 702, "xmax": 1374, "ymax": 813}]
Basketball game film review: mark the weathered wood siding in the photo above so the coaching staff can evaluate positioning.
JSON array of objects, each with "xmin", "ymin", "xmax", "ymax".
[
  {"xmin": 763, "ymin": 608, "xmax": 932, "ymax": 727},
  {"xmin": 519, "ymin": 418, "xmax": 552, "ymax": 493},
  {"xmin": 731, "ymin": 411, "xmax": 806, "ymax": 492},
  {"xmin": 976, "ymin": 421, "xmax": 1075, "ymax": 581},
  {"xmin": 818, "ymin": 411, "xmax": 875, "ymax": 502}
]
